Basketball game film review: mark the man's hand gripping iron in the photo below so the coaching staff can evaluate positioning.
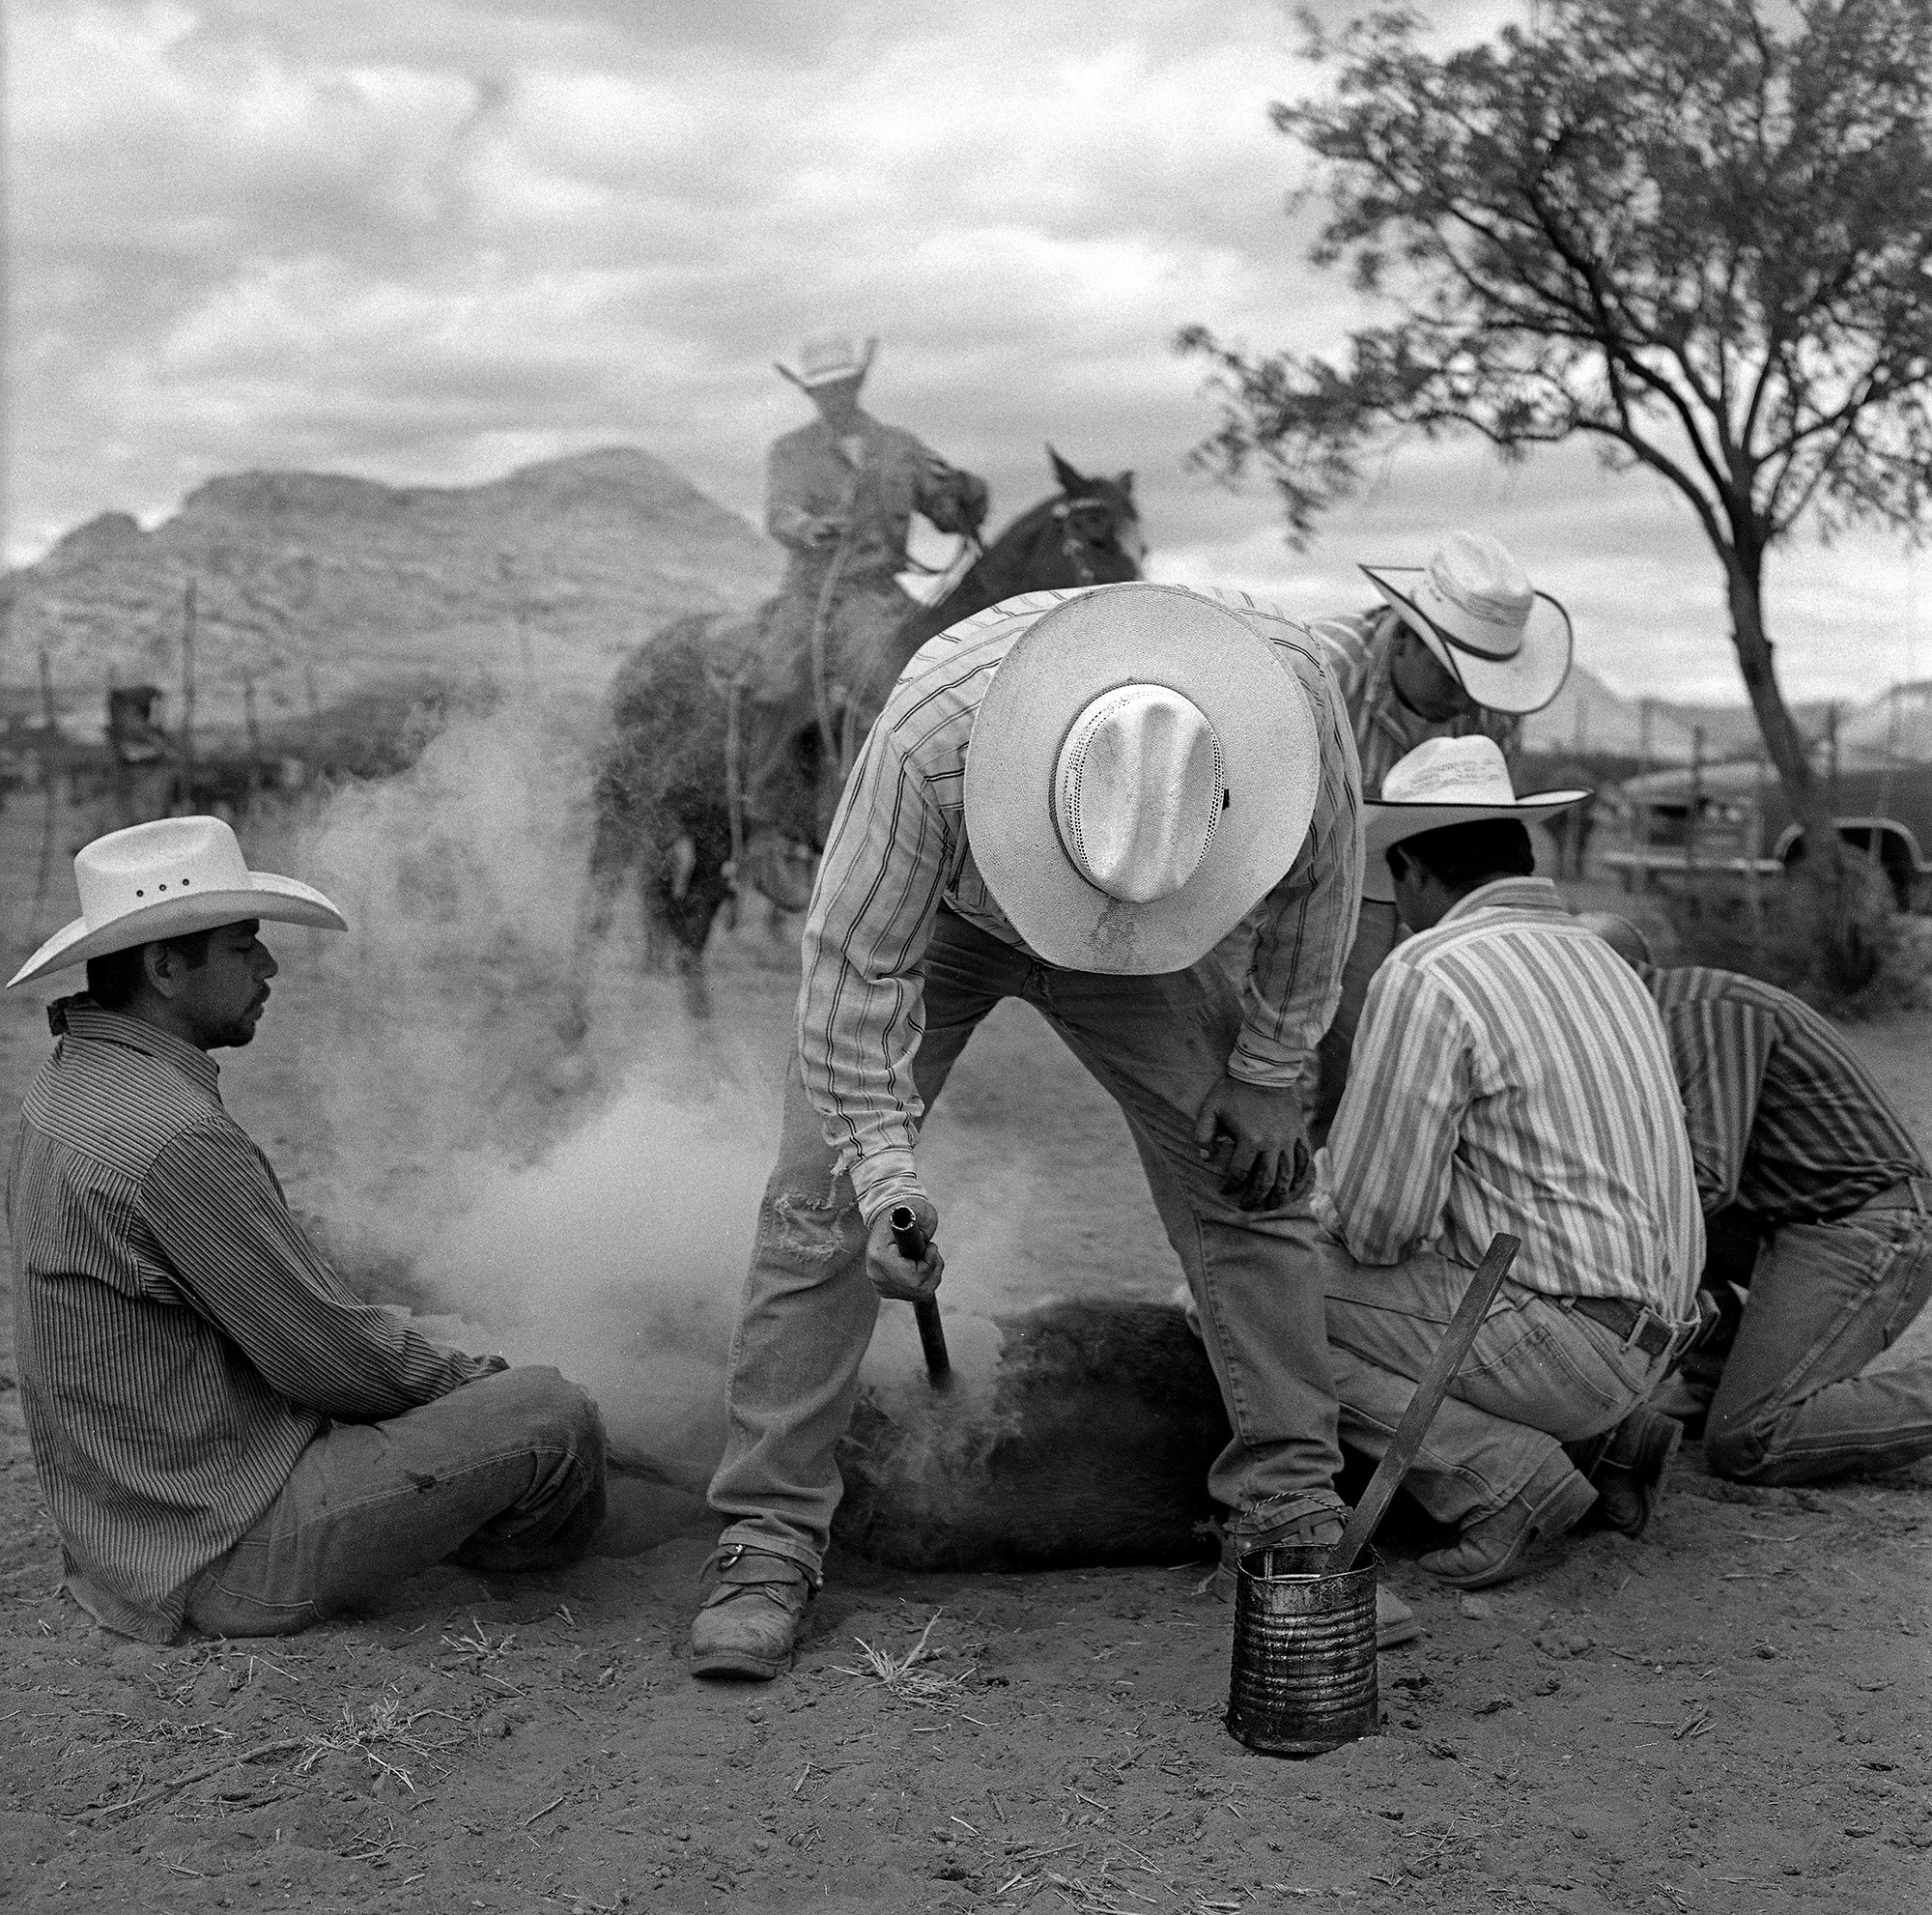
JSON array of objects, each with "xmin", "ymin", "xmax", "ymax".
[{"xmin": 867, "ymin": 1198, "xmax": 952, "ymax": 1386}]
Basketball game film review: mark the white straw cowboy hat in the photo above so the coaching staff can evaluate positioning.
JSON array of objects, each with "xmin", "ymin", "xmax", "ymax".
[
  {"xmin": 1360, "ymin": 531, "xmax": 1573, "ymax": 715},
  {"xmin": 1361, "ymin": 736, "xmax": 1589, "ymax": 903},
  {"xmin": 963, "ymin": 583, "xmax": 1321, "ymax": 974},
  {"xmin": 776, "ymin": 333, "xmax": 878, "ymax": 390},
  {"xmin": 7, "ymin": 815, "xmax": 347, "ymax": 990}
]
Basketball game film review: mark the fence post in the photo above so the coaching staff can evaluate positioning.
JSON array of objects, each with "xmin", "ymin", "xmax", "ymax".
[
  {"xmin": 179, "ymin": 580, "xmax": 198, "ymax": 812},
  {"xmin": 1634, "ymin": 698, "xmax": 1654, "ymax": 894},
  {"xmin": 1685, "ymin": 724, "xmax": 1705, "ymax": 903},
  {"xmin": 31, "ymin": 649, "xmax": 62, "ymax": 929}
]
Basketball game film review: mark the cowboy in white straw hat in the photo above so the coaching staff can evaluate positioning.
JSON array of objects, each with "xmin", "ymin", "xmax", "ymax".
[
  {"xmin": 1305, "ymin": 530, "xmax": 1575, "ymax": 1134},
  {"xmin": 1311, "ymin": 738, "xmax": 1704, "ymax": 1587},
  {"xmin": 690, "ymin": 579, "xmax": 1408, "ymax": 1680},
  {"xmin": 7, "ymin": 816, "xmax": 607, "ymax": 1643},
  {"xmin": 736, "ymin": 332, "xmax": 988, "ymax": 907}
]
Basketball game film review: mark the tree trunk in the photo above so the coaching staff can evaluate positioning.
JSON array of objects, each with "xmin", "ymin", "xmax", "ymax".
[{"xmin": 1724, "ymin": 551, "xmax": 1851, "ymax": 931}]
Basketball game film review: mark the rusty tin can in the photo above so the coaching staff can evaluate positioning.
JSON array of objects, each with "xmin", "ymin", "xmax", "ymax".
[{"xmin": 1225, "ymin": 1543, "xmax": 1379, "ymax": 1757}]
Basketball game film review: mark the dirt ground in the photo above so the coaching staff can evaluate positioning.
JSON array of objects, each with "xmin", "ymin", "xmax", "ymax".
[{"xmin": 2, "ymin": 785, "xmax": 1930, "ymax": 1915}]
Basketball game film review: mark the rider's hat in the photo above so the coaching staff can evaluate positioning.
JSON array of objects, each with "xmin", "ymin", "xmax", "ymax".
[
  {"xmin": 1359, "ymin": 530, "xmax": 1572, "ymax": 715},
  {"xmin": 963, "ymin": 583, "xmax": 1321, "ymax": 974},
  {"xmin": 777, "ymin": 334, "xmax": 877, "ymax": 390}
]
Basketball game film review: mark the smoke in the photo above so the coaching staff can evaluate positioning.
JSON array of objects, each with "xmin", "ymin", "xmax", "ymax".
[{"xmin": 249, "ymin": 691, "xmax": 1062, "ymax": 1491}]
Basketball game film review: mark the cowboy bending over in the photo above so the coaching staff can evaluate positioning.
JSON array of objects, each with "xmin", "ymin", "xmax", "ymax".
[
  {"xmin": 1307, "ymin": 532, "xmax": 1573, "ymax": 1133},
  {"xmin": 1581, "ymin": 915, "xmax": 1932, "ymax": 1484},
  {"xmin": 692, "ymin": 583, "xmax": 1368, "ymax": 1678},
  {"xmin": 1316, "ymin": 740, "xmax": 1703, "ymax": 1587},
  {"xmin": 6, "ymin": 818, "xmax": 607, "ymax": 1643},
  {"xmin": 738, "ymin": 333, "xmax": 988, "ymax": 904}
]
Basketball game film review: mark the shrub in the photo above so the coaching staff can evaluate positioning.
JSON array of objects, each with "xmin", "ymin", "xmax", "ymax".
[{"xmin": 1660, "ymin": 864, "xmax": 1925, "ymax": 1018}]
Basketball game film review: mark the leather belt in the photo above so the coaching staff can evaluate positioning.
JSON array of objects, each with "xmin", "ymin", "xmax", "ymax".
[
  {"xmin": 1569, "ymin": 1295, "xmax": 1678, "ymax": 1359},
  {"xmin": 1849, "ymin": 1177, "xmax": 1932, "ymax": 1216}
]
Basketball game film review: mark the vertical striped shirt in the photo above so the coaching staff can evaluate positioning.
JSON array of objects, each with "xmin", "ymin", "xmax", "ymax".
[
  {"xmin": 1318, "ymin": 877, "xmax": 1703, "ymax": 1312},
  {"xmin": 1636, "ymin": 964, "xmax": 1924, "ymax": 1221},
  {"xmin": 1308, "ymin": 607, "xmax": 1520, "ymax": 797},
  {"xmin": 798, "ymin": 584, "xmax": 1364, "ymax": 1221},
  {"xmin": 7, "ymin": 1001, "xmax": 502, "ymax": 1643}
]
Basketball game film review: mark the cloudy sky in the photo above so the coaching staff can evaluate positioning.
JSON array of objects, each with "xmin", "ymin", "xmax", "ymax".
[{"xmin": 9, "ymin": 0, "xmax": 1923, "ymax": 701}]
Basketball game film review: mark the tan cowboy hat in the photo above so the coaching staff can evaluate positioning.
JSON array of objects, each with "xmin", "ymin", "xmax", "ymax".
[
  {"xmin": 1361, "ymin": 530, "xmax": 1573, "ymax": 715},
  {"xmin": 1361, "ymin": 736, "xmax": 1589, "ymax": 903},
  {"xmin": 962, "ymin": 584, "xmax": 1321, "ymax": 974},
  {"xmin": 775, "ymin": 333, "xmax": 878, "ymax": 391},
  {"xmin": 7, "ymin": 815, "xmax": 347, "ymax": 989}
]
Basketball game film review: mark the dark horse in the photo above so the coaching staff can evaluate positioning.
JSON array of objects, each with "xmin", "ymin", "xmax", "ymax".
[{"xmin": 581, "ymin": 449, "xmax": 1143, "ymax": 995}]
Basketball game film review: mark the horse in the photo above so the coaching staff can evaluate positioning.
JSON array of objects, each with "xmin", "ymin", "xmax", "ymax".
[{"xmin": 578, "ymin": 449, "xmax": 1144, "ymax": 1003}]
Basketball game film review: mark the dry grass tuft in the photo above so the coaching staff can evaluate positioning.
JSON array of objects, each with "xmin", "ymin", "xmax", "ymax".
[
  {"xmin": 835, "ymin": 1612, "xmax": 977, "ymax": 1711},
  {"xmin": 298, "ymin": 1693, "xmax": 445, "ymax": 1791}
]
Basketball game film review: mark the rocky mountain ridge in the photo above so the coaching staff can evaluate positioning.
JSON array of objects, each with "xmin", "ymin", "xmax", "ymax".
[{"xmin": 2, "ymin": 448, "xmax": 781, "ymax": 732}]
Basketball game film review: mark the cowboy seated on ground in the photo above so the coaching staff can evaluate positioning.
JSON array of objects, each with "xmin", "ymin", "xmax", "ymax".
[
  {"xmin": 1313, "ymin": 738, "xmax": 1703, "ymax": 1587},
  {"xmin": 737, "ymin": 334, "xmax": 988, "ymax": 906},
  {"xmin": 6, "ymin": 817, "xmax": 607, "ymax": 1643},
  {"xmin": 1578, "ymin": 913, "xmax": 1932, "ymax": 1487}
]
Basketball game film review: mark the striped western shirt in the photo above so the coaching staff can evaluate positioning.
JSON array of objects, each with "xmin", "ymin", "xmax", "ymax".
[
  {"xmin": 798, "ymin": 584, "xmax": 1364, "ymax": 1221},
  {"xmin": 1318, "ymin": 877, "xmax": 1704, "ymax": 1312},
  {"xmin": 1637, "ymin": 964, "xmax": 1925, "ymax": 1222},
  {"xmin": 7, "ymin": 1002, "xmax": 501, "ymax": 1643},
  {"xmin": 1307, "ymin": 607, "xmax": 1520, "ymax": 797}
]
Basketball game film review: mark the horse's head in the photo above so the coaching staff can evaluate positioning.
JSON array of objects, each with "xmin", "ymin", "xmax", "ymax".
[{"xmin": 1047, "ymin": 446, "xmax": 1146, "ymax": 581}]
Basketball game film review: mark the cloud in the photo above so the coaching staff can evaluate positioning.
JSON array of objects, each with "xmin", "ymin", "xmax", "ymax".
[{"xmin": 8, "ymin": 0, "xmax": 1923, "ymax": 701}]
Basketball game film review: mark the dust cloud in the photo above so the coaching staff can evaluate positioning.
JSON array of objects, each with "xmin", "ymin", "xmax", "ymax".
[{"xmin": 265, "ymin": 691, "xmax": 1045, "ymax": 1488}]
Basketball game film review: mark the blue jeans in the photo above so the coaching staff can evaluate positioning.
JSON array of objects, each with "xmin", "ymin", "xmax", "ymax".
[
  {"xmin": 184, "ymin": 1367, "xmax": 607, "ymax": 1638},
  {"xmin": 1321, "ymin": 1244, "xmax": 1675, "ymax": 1526},
  {"xmin": 708, "ymin": 907, "xmax": 1347, "ymax": 1576},
  {"xmin": 1705, "ymin": 1182, "xmax": 1932, "ymax": 1484}
]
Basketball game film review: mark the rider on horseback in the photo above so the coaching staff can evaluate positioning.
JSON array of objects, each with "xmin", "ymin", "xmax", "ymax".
[{"xmin": 738, "ymin": 335, "xmax": 988, "ymax": 905}]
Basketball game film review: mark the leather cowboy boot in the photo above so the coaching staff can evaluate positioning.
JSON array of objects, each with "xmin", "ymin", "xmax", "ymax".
[
  {"xmin": 689, "ymin": 1545, "xmax": 817, "ymax": 1680},
  {"xmin": 1570, "ymin": 1405, "xmax": 1684, "ymax": 1538},
  {"xmin": 1418, "ymin": 1454, "xmax": 1597, "ymax": 1589}
]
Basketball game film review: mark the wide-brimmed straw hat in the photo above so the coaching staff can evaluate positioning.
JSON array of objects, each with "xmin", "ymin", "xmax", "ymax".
[
  {"xmin": 1360, "ymin": 531, "xmax": 1573, "ymax": 715},
  {"xmin": 962, "ymin": 583, "xmax": 1321, "ymax": 974},
  {"xmin": 1361, "ymin": 736, "xmax": 1589, "ymax": 903},
  {"xmin": 8, "ymin": 815, "xmax": 347, "ymax": 989},
  {"xmin": 776, "ymin": 333, "xmax": 877, "ymax": 391}
]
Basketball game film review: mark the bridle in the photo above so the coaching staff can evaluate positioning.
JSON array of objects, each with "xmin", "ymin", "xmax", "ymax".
[{"xmin": 1051, "ymin": 495, "xmax": 1118, "ymax": 586}]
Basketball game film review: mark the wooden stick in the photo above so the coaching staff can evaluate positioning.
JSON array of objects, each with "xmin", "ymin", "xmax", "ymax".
[{"xmin": 1327, "ymin": 1232, "xmax": 1521, "ymax": 1576}]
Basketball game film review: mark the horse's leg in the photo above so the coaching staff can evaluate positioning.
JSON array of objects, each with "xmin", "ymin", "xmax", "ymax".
[{"xmin": 569, "ymin": 775, "xmax": 640, "ymax": 1041}]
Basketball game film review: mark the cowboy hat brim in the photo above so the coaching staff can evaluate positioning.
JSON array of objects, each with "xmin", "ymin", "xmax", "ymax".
[
  {"xmin": 1360, "ymin": 789, "xmax": 1591, "ymax": 902},
  {"xmin": 7, "ymin": 873, "xmax": 347, "ymax": 990},
  {"xmin": 1360, "ymin": 565, "xmax": 1573, "ymax": 716},
  {"xmin": 963, "ymin": 584, "xmax": 1321, "ymax": 974}
]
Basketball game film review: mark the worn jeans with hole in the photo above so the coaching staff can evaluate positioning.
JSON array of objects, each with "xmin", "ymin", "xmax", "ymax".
[
  {"xmin": 707, "ymin": 906, "xmax": 1347, "ymax": 1576},
  {"xmin": 184, "ymin": 1367, "xmax": 608, "ymax": 1639},
  {"xmin": 1705, "ymin": 1185, "xmax": 1932, "ymax": 1484},
  {"xmin": 1321, "ymin": 1244, "xmax": 1674, "ymax": 1528}
]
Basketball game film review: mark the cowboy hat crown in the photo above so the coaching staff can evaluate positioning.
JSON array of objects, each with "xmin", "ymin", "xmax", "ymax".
[
  {"xmin": 1360, "ymin": 735, "xmax": 1590, "ymax": 904},
  {"xmin": 7, "ymin": 815, "xmax": 347, "ymax": 990},
  {"xmin": 1361, "ymin": 530, "xmax": 1573, "ymax": 715},
  {"xmin": 779, "ymin": 334, "xmax": 877, "ymax": 389},
  {"xmin": 963, "ymin": 583, "xmax": 1320, "ymax": 974}
]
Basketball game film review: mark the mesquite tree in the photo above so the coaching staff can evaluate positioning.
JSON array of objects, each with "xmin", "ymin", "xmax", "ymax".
[{"xmin": 1180, "ymin": 0, "xmax": 1932, "ymax": 885}]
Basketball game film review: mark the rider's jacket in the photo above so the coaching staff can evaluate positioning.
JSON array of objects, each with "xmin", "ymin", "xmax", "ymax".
[{"xmin": 765, "ymin": 414, "xmax": 986, "ymax": 593}]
